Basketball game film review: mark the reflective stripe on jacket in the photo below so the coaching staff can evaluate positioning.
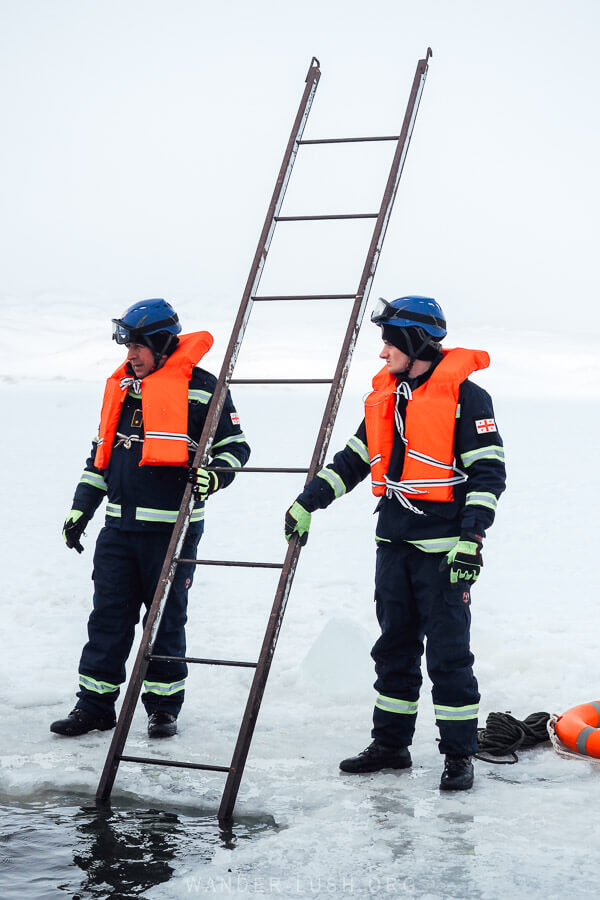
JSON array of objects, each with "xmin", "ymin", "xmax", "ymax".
[
  {"xmin": 95, "ymin": 331, "xmax": 213, "ymax": 469},
  {"xmin": 364, "ymin": 348, "xmax": 490, "ymax": 502}
]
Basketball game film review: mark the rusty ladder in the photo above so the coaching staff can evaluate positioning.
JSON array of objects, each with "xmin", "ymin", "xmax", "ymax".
[{"xmin": 96, "ymin": 49, "xmax": 433, "ymax": 823}]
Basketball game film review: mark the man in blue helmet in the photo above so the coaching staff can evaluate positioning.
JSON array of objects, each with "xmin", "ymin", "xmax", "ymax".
[
  {"xmin": 285, "ymin": 296, "xmax": 506, "ymax": 790},
  {"xmin": 51, "ymin": 299, "xmax": 250, "ymax": 739}
]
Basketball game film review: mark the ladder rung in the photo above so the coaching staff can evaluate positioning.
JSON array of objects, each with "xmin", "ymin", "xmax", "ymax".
[
  {"xmin": 209, "ymin": 466, "xmax": 309, "ymax": 473},
  {"xmin": 229, "ymin": 378, "xmax": 332, "ymax": 384},
  {"xmin": 275, "ymin": 213, "xmax": 378, "ymax": 221},
  {"xmin": 177, "ymin": 558, "xmax": 284, "ymax": 569},
  {"xmin": 150, "ymin": 654, "xmax": 258, "ymax": 668},
  {"xmin": 119, "ymin": 754, "xmax": 230, "ymax": 773},
  {"xmin": 298, "ymin": 135, "xmax": 400, "ymax": 144},
  {"xmin": 252, "ymin": 293, "xmax": 356, "ymax": 301}
]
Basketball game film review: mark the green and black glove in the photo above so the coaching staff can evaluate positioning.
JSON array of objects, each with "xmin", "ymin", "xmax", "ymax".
[
  {"xmin": 62, "ymin": 509, "xmax": 91, "ymax": 554},
  {"xmin": 443, "ymin": 533, "xmax": 483, "ymax": 584},
  {"xmin": 284, "ymin": 500, "xmax": 312, "ymax": 546},
  {"xmin": 188, "ymin": 467, "xmax": 219, "ymax": 500}
]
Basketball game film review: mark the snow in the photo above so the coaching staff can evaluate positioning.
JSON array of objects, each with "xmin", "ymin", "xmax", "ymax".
[
  {"xmin": 2, "ymin": 294, "xmax": 600, "ymax": 898},
  {"xmin": 3, "ymin": 2, "xmax": 600, "ymax": 890}
]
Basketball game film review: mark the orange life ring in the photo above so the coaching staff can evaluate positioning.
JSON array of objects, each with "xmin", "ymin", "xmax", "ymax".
[{"xmin": 555, "ymin": 701, "xmax": 600, "ymax": 757}]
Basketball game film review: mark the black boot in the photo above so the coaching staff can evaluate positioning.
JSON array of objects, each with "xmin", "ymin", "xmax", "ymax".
[
  {"xmin": 148, "ymin": 712, "xmax": 178, "ymax": 738},
  {"xmin": 339, "ymin": 740, "xmax": 412, "ymax": 774},
  {"xmin": 440, "ymin": 755, "xmax": 474, "ymax": 791},
  {"xmin": 50, "ymin": 707, "xmax": 116, "ymax": 737}
]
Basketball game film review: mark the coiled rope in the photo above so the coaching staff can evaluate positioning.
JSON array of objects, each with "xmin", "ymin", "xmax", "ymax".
[{"xmin": 475, "ymin": 711, "xmax": 551, "ymax": 764}]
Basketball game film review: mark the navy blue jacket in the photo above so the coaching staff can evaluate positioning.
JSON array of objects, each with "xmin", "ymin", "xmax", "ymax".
[
  {"xmin": 297, "ymin": 360, "xmax": 506, "ymax": 549},
  {"xmin": 72, "ymin": 366, "xmax": 250, "ymax": 534}
]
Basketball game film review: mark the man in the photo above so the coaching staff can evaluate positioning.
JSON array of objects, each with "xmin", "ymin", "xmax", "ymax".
[
  {"xmin": 51, "ymin": 298, "xmax": 250, "ymax": 739},
  {"xmin": 285, "ymin": 296, "xmax": 506, "ymax": 790}
]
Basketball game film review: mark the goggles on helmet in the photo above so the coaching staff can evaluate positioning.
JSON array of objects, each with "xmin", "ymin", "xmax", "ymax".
[
  {"xmin": 112, "ymin": 321, "xmax": 139, "ymax": 345},
  {"xmin": 111, "ymin": 315, "xmax": 179, "ymax": 345},
  {"xmin": 370, "ymin": 297, "xmax": 446, "ymax": 332}
]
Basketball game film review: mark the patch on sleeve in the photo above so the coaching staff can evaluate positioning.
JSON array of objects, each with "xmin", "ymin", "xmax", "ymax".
[
  {"xmin": 474, "ymin": 417, "xmax": 497, "ymax": 434},
  {"xmin": 230, "ymin": 412, "xmax": 240, "ymax": 426}
]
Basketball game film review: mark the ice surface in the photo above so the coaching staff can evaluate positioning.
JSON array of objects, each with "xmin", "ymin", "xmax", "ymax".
[{"xmin": 1, "ymin": 295, "xmax": 600, "ymax": 898}]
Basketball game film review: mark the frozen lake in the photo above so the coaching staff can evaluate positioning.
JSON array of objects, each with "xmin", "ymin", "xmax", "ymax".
[{"xmin": 2, "ymin": 318, "xmax": 600, "ymax": 897}]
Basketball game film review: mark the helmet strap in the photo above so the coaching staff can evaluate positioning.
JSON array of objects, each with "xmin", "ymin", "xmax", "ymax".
[
  {"xmin": 402, "ymin": 333, "xmax": 434, "ymax": 377},
  {"xmin": 142, "ymin": 333, "xmax": 176, "ymax": 372},
  {"xmin": 156, "ymin": 333, "xmax": 176, "ymax": 360}
]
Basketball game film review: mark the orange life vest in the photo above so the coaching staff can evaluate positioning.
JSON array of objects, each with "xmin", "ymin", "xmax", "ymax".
[
  {"xmin": 364, "ymin": 347, "xmax": 490, "ymax": 502},
  {"xmin": 94, "ymin": 331, "xmax": 214, "ymax": 469}
]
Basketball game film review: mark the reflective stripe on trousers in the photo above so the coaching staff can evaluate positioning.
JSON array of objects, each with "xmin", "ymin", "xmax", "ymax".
[
  {"xmin": 434, "ymin": 703, "xmax": 479, "ymax": 721},
  {"xmin": 375, "ymin": 695, "xmax": 419, "ymax": 715},
  {"xmin": 143, "ymin": 679, "xmax": 186, "ymax": 696},
  {"xmin": 78, "ymin": 674, "xmax": 119, "ymax": 695}
]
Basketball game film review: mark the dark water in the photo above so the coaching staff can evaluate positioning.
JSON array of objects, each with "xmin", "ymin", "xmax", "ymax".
[{"xmin": 0, "ymin": 793, "xmax": 277, "ymax": 899}]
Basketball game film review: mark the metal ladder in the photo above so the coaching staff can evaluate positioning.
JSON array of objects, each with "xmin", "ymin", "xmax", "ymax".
[{"xmin": 96, "ymin": 49, "xmax": 433, "ymax": 823}]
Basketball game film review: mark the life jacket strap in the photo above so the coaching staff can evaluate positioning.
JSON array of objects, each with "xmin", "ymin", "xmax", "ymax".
[
  {"xmin": 383, "ymin": 453, "xmax": 468, "ymax": 514},
  {"xmin": 114, "ymin": 432, "xmax": 144, "ymax": 450}
]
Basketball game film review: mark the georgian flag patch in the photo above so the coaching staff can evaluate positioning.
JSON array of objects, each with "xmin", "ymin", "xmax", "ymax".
[
  {"xmin": 230, "ymin": 412, "xmax": 240, "ymax": 426},
  {"xmin": 475, "ymin": 417, "xmax": 497, "ymax": 434}
]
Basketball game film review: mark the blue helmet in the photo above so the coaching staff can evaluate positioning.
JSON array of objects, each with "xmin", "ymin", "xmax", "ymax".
[
  {"xmin": 370, "ymin": 295, "xmax": 447, "ymax": 340},
  {"xmin": 112, "ymin": 299, "xmax": 181, "ymax": 355}
]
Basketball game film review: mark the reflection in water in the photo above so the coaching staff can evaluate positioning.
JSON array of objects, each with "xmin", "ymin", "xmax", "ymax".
[
  {"xmin": 73, "ymin": 805, "xmax": 183, "ymax": 897},
  {"xmin": 0, "ymin": 797, "xmax": 276, "ymax": 899}
]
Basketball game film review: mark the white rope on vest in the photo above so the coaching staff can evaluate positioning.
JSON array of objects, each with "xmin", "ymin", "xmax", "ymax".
[
  {"xmin": 393, "ymin": 381, "xmax": 411, "ymax": 445},
  {"xmin": 114, "ymin": 432, "xmax": 144, "ymax": 450},
  {"xmin": 120, "ymin": 376, "xmax": 142, "ymax": 393}
]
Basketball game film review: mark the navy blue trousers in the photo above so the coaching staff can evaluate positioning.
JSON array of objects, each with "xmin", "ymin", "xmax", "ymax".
[
  {"xmin": 77, "ymin": 527, "xmax": 201, "ymax": 717},
  {"xmin": 371, "ymin": 542, "xmax": 480, "ymax": 756}
]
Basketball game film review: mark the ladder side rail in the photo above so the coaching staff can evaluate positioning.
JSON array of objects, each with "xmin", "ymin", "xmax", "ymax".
[
  {"xmin": 308, "ymin": 48, "xmax": 432, "ymax": 476},
  {"xmin": 96, "ymin": 57, "xmax": 321, "ymax": 804},
  {"xmin": 218, "ymin": 48, "xmax": 432, "ymax": 824},
  {"xmin": 190, "ymin": 56, "xmax": 322, "ymax": 477}
]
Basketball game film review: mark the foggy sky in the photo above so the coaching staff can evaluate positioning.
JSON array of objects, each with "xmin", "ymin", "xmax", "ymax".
[{"xmin": 2, "ymin": 0, "xmax": 599, "ymax": 337}]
